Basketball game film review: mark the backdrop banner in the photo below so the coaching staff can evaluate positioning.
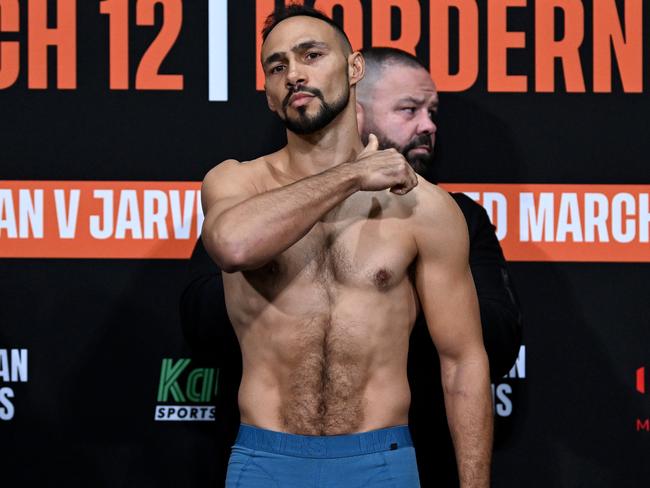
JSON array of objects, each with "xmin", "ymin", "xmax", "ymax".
[{"xmin": 1, "ymin": 1, "xmax": 649, "ymax": 487}]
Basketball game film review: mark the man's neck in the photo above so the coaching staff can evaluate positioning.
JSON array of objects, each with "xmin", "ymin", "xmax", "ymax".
[{"xmin": 283, "ymin": 104, "xmax": 364, "ymax": 178}]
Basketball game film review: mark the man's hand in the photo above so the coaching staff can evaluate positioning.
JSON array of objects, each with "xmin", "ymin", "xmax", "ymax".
[{"xmin": 352, "ymin": 134, "xmax": 418, "ymax": 195}]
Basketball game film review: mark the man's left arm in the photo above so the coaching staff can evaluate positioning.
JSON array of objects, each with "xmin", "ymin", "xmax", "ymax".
[
  {"xmin": 451, "ymin": 193, "xmax": 522, "ymax": 379},
  {"xmin": 414, "ymin": 187, "xmax": 493, "ymax": 488}
]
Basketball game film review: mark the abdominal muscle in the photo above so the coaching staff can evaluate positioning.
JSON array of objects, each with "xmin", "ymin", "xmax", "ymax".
[{"xmin": 230, "ymin": 280, "xmax": 418, "ymax": 436}]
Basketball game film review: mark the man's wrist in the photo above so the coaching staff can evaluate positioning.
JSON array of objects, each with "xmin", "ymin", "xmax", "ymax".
[{"xmin": 329, "ymin": 161, "xmax": 362, "ymax": 193}]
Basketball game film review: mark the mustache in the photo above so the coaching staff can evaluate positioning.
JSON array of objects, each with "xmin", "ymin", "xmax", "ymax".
[
  {"xmin": 401, "ymin": 134, "xmax": 432, "ymax": 154},
  {"xmin": 282, "ymin": 86, "xmax": 324, "ymax": 110}
]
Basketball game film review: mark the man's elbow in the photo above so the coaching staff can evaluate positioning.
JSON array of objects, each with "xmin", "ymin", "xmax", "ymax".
[
  {"xmin": 202, "ymin": 227, "xmax": 250, "ymax": 273},
  {"xmin": 440, "ymin": 347, "xmax": 491, "ymax": 393}
]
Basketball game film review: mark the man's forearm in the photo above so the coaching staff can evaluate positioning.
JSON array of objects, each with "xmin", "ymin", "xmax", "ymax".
[
  {"xmin": 203, "ymin": 163, "xmax": 359, "ymax": 272},
  {"xmin": 441, "ymin": 353, "xmax": 493, "ymax": 488}
]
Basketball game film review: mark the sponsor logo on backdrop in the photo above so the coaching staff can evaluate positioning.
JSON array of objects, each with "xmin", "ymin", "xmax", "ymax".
[
  {"xmin": 491, "ymin": 345, "xmax": 525, "ymax": 417},
  {"xmin": 0, "ymin": 349, "xmax": 28, "ymax": 421},
  {"xmin": 637, "ymin": 366, "xmax": 646, "ymax": 394},
  {"xmin": 0, "ymin": 0, "xmax": 642, "ymax": 97},
  {"xmin": 155, "ymin": 358, "xmax": 219, "ymax": 421},
  {"xmin": 636, "ymin": 366, "xmax": 649, "ymax": 432},
  {"xmin": 2, "ymin": 182, "xmax": 649, "ymax": 262}
]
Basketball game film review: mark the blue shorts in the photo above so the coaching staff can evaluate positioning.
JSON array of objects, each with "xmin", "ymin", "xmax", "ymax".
[{"xmin": 225, "ymin": 424, "xmax": 421, "ymax": 488}]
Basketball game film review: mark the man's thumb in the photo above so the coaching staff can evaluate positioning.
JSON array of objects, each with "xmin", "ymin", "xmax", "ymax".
[{"xmin": 365, "ymin": 133, "xmax": 379, "ymax": 152}]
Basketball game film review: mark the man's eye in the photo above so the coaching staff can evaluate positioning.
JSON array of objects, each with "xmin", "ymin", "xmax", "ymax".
[
  {"xmin": 429, "ymin": 110, "xmax": 438, "ymax": 121},
  {"xmin": 400, "ymin": 107, "xmax": 416, "ymax": 114},
  {"xmin": 306, "ymin": 52, "xmax": 322, "ymax": 60},
  {"xmin": 270, "ymin": 65, "xmax": 285, "ymax": 74}
]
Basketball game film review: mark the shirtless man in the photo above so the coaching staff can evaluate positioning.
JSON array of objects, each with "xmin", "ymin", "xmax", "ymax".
[{"xmin": 200, "ymin": 6, "xmax": 492, "ymax": 488}]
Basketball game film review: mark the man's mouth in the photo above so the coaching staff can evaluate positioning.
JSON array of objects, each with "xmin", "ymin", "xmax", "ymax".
[
  {"xmin": 403, "ymin": 134, "xmax": 434, "ymax": 155},
  {"xmin": 288, "ymin": 93, "xmax": 315, "ymax": 108}
]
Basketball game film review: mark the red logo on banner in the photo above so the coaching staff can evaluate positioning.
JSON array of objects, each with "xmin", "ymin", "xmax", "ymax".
[
  {"xmin": 637, "ymin": 367, "xmax": 646, "ymax": 394},
  {"xmin": 635, "ymin": 366, "xmax": 648, "ymax": 432}
]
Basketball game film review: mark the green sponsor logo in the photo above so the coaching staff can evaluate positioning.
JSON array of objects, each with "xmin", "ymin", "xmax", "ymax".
[{"xmin": 156, "ymin": 358, "xmax": 219, "ymax": 404}]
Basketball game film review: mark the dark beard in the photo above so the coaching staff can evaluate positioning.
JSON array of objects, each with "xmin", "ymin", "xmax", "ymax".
[
  {"xmin": 399, "ymin": 134, "xmax": 434, "ymax": 175},
  {"xmin": 280, "ymin": 85, "xmax": 350, "ymax": 135},
  {"xmin": 361, "ymin": 131, "xmax": 433, "ymax": 175}
]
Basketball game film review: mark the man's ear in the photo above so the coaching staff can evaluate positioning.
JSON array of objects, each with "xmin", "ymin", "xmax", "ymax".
[
  {"xmin": 356, "ymin": 102, "xmax": 365, "ymax": 133},
  {"xmin": 348, "ymin": 51, "xmax": 365, "ymax": 87}
]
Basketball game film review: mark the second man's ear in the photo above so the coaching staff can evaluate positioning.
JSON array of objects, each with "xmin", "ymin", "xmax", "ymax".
[{"xmin": 348, "ymin": 52, "xmax": 365, "ymax": 86}]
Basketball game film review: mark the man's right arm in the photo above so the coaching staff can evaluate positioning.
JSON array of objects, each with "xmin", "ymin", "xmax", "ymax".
[
  {"xmin": 201, "ymin": 158, "xmax": 359, "ymax": 272},
  {"xmin": 201, "ymin": 136, "xmax": 417, "ymax": 272}
]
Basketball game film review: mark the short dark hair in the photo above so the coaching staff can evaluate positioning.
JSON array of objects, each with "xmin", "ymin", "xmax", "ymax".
[
  {"xmin": 261, "ymin": 4, "xmax": 352, "ymax": 53},
  {"xmin": 359, "ymin": 47, "xmax": 426, "ymax": 71},
  {"xmin": 356, "ymin": 48, "xmax": 428, "ymax": 103}
]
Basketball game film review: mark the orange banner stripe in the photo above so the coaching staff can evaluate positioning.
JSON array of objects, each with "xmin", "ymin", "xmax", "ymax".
[
  {"xmin": 442, "ymin": 183, "xmax": 650, "ymax": 262},
  {"xmin": 1, "ymin": 182, "xmax": 648, "ymax": 262},
  {"xmin": 0, "ymin": 181, "xmax": 202, "ymax": 259}
]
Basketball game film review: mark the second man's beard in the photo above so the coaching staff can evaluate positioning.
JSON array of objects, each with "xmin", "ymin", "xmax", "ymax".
[
  {"xmin": 280, "ymin": 86, "xmax": 350, "ymax": 135},
  {"xmin": 361, "ymin": 130, "xmax": 433, "ymax": 175}
]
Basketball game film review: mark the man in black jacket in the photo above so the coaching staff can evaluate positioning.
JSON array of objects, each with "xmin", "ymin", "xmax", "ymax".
[{"xmin": 180, "ymin": 47, "xmax": 521, "ymax": 487}]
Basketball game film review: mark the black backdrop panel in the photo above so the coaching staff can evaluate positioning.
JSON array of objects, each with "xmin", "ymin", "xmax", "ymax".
[{"xmin": 1, "ymin": 1, "xmax": 649, "ymax": 487}]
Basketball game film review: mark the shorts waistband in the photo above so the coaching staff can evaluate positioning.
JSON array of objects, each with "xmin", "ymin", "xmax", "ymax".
[{"xmin": 234, "ymin": 424, "xmax": 413, "ymax": 458}]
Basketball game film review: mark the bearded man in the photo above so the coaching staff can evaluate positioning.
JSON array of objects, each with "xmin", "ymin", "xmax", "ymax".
[{"xmin": 197, "ymin": 6, "xmax": 493, "ymax": 488}]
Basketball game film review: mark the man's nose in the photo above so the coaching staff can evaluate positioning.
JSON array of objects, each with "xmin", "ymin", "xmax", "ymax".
[
  {"xmin": 416, "ymin": 110, "xmax": 437, "ymax": 135},
  {"xmin": 286, "ymin": 61, "xmax": 307, "ymax": 88}
]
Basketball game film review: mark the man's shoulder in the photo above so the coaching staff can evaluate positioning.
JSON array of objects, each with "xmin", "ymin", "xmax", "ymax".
[
  {"xmin": 407, "ymin": 177, "xmax": 469, "ymax": 251},
  {"xmin": 411, "ymin": 176, "xmax": 464, "ymax": 223},
  {"xmin": 202, "ymin": 152, "xmax": 284, "ymax": 192},
  {"xmin": 203, "ymin": 155, "xmax": 269, "ymax": 180}
]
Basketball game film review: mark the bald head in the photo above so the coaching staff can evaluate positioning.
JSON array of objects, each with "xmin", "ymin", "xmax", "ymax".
[
  {"xmin": 357, "ymin": 48, "xmax": 426, "ymax": 104},
  {"xmin": 355, "ymin": 48, "xmax": 438, "ymax": 175}
]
